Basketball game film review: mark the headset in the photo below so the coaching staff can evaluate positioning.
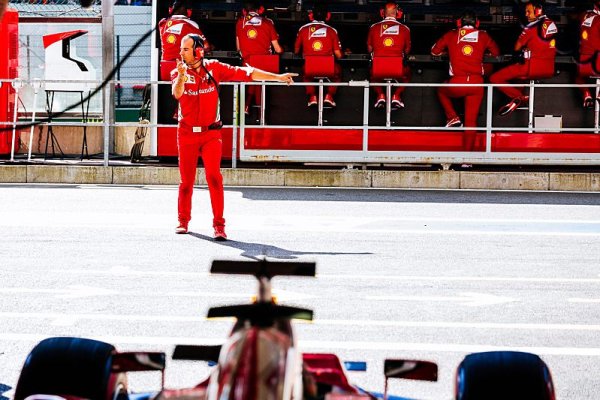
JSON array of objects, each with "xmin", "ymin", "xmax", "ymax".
[
  {"xmin": 456, "ymin": 10, "xmax": 480, "ymax": 29},
  {"xmin": 308, "ymin": 4, "xmax": 331, "ymax": 22},
  {"xmin": 380, "ymin": 2, "xmax": 403, "ymax": 20},
  {"xmin": 188, "ymin": 33, "xmax": 205, "ymax": 60},
  {"xmin": 528, "ymin": 1, "xmax": 544, "ymax": 18},
  {"xmin": 242, "ymin": 1, "xmax": 265, "ymax": 17},
  {"xmin": 169, "ymin": 0, "xmax": 192, "ymax": 19}
]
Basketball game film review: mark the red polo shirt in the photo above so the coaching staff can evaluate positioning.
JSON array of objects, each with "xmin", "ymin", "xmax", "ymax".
[
  {"xmin": 171, "ymin": 60, "xmax": 253, "ymax": 141},
  {"xmin": 431, "ymin": 27, "xmax": 500, "ymax": 77},
  {"xmin": 236, "ymin": 12, "xmax": 279, "ymax": 61},
  {"xmin": 294, "ymin": 21, "xmax": 342, "ymax": 56},
  {"xmin": 367, "ymin": 17, "xmax": 411, "ymax": 57}
]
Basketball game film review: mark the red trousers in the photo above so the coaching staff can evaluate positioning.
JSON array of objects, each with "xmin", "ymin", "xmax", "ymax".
[
  {"xmin": 489, "ymin": 62, "xmax": 530, "ymax": 100},
  {"xmin": 177, "ymin": 130, "xmax": 225, "ymax": 227},
  {"xmin": 304, "ymin": 63, "xmax": 342, "ymax": 97},
  {"xmin": 437, "ymin": 75, "xmax": 484, "ymax": 151}
]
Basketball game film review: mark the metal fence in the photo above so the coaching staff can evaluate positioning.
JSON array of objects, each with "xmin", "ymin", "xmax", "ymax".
[
  {"xmin": 2, "ymin": 78, "xmax": 600, "ymax": 167},
  {"xmin": 12, "ymin": 4, "xmax": 152, "ymax": 109},
  {"xmin": 8, "ymin": 0, "xmax": 102, "ymax": 17}
]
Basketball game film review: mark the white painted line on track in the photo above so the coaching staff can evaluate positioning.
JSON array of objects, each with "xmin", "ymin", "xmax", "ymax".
[
  {"xmin": 365, "ymin": 292, "xmax": 516, "ymax": 306},
  {"xmin": 1, "ymin": 332, "xmax": 599, "ymax": 357},
  {"xmin": 0, "ymin": 287, "xmax": 307, "ymax": 301},
  {"xmin": 41, "ymin": 268, "xmax": 600, "ymax": 284},
  {"xmin": 2, "ymin": 312, "xmax": 600, "ymax": 332},
  {"xmin": 568, "ymin": 298, "xmax": 600, "ymax": 303}
]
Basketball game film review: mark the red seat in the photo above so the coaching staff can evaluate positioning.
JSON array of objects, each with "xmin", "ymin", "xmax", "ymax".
[
  {"xmin": 246, "ymin": 54, "xmax": 280, "ymax": 74},
  {"xmin": 159, "ymin": 60, "xmax": 177, "ymax": 81},
  {"xmin": 371, "ymin": 56, "xmax": 404, "ymax": 81},
  {"xmin": 304, "ymin": 56, "xmax": 335, "ymax": 79}
]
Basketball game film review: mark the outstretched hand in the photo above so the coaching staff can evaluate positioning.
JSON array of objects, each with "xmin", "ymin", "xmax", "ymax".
[{"xmin": 280, "ymin": 73, "xmax": 298, "ymax": 85}]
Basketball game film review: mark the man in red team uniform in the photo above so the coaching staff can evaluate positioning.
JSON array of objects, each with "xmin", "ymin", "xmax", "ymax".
[
  {"xmin": 367, "ymin": 2, "xmax": 411, "ymax": 109},
  {"xmin": 236, "ymin": 1, "xmax": 283, "ymax": 114},
  {"xmin": 172, "ymin": 34, "xmax": 296, "ymax": 239},
  {"xmin": 431, "ymin": 10, "xmax": 500, "ymax": 151},
  {"xmin": 489, "ymin": 1, "xmax": 558, "ymax": 116},
  {"xmin": 159, "ymin": 0, "xmax": 208, "ymax": 81},
  {"xmin": 576, "ymin": 0, "xmax": 600, "ymax": 108},
  {"xmin": 294, "ymin": 3, "xmax": 343, "ymax": 107}
]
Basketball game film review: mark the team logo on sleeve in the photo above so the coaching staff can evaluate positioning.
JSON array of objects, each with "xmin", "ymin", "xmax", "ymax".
[
  {"xmin": 247, "ymin": 28, "xmax": 258, "ymax": 39},
  {"xmin": 383, "ymin": 38, "xmax": 394, "ymax": 47},
  {"xmin": 544, "ymin": 22, "xmax": 558, "ymax": 36},
  {"xmin": 309, "ymin": 27, "xmax": 327, "ymax": 38}
]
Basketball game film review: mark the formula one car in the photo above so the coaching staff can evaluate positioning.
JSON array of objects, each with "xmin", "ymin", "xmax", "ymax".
[{"xmin": 13, "ymin": 260, "xmax": 556, "ymax": 400}]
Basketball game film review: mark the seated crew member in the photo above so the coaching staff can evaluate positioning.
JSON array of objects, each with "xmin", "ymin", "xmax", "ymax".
[
  {"xmin": 171, "ymin": 34, "xmax": 296, "ymax": 238},
  {"xmin": 431, "ymin": 10, "xmax": 500, "ymax": 151},
  {"xmin": 294, "ymin": 3, "xmax": 343, "ymax": 108},
  {"xmin": 489, "ymin": 1, "xmax": 558, "ymax": 116},
  {"xmin": 159, "ymin": 0, "xmax": 209, "ymax": 81},
  {"xmin": 576, "ymin": 0, "xmax": 600, "ymax": 108},
  {"xmin": 367, "ymin": 2, "xmax": 411, "ymax": 109},
  {"xmin": 236, "ymin": 0, "xmax": 283, "ymax": 114}
]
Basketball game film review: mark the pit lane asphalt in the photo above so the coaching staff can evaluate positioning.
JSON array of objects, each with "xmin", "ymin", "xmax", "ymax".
[{"xmin": 0, "ymin": 184, "xmax": 599, "ymax": 399}]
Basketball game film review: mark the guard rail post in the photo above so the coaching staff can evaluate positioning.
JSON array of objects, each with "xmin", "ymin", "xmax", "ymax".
[
  {"xmin": 363, "ymin": 83, "xmax": 370, "ymax": 164},
  {"xmin": 10, "ymin": 79, "xmax": 21, "ymax": 162},
  {"xmin": 239, "ymin": 83, "xmax": 246, "ymax": 167},
  {"xmin": 485, "ymin": 83, "xmax": 493, "ymax": 153},
  {"xmin": 103, "ymin": 80, "xmax": 110, "ymax": 166},
  {"xmin": 232, "ymin": 83, "xmax": 239, "ymax": 169}
]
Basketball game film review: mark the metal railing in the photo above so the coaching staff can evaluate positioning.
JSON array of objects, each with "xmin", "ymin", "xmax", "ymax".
[{"xmin": 1, "ymin": 78, "xmax": 600, "ymax": 167}]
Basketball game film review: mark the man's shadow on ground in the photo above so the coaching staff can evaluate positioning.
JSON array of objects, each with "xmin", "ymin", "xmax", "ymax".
[
  {"xmin": 188, "ymin": 233, "xmax": 372, "ymax": 260},
  {"xmin": 1, "ymin": 384, "xmax": 11, "ymax": 400}
]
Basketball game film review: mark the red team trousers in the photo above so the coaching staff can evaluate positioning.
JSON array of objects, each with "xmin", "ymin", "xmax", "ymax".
[
  {"xmin": 437, "ymin": 75, "xmax": 484, "ymax": 151},
  {"xmin": 177, "ymin": 130, "xmax": 225, "ymax": 228}
]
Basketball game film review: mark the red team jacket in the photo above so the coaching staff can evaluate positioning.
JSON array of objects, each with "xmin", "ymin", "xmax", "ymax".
[
  {"xmin": 236, "ymin": 12, "xmax": 279, "ymax": 61},
  {"xmin": 367, "ymin": 17, "xmax": 411, "ymax": 57},
  {"xmin": 159, "ymin": 15, "xmax": 206, "ymax": 61},
  {"xmin": 170, "ymin": 60, "xmax": 253, "ymax": 141},
  {"xmin": 294, "ymin": 21, "xmax": 342, "ymax": 56},
  {"xmin": 580, "ymin": 9, "xmax": 600, "ymax": 61},
  {"xmin": 517, "ymin": 16, "xmax": 558, "ymax": 68},
  {"xmin": 431, "ymin": 27, "xmax": 500, "ymax": 77}
]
